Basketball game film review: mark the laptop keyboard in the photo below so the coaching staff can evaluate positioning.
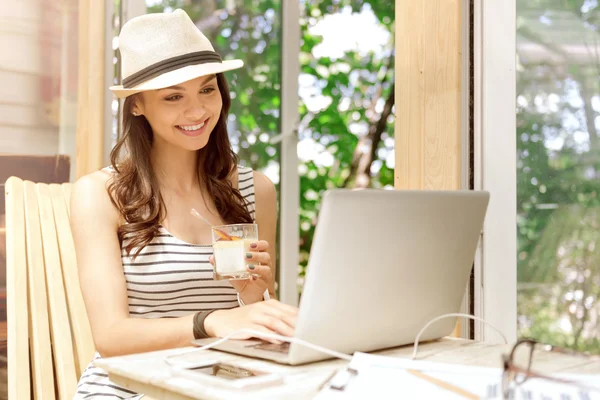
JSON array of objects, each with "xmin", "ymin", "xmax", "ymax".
[{"xmin": 246, "ymin": 341, "xmax": 290, "ymax": 354}]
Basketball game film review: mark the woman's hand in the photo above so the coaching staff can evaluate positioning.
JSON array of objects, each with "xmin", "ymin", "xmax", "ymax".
[
  {"xmin": 204, "ymin": 299, "xmax": 298, "ymax": 343},
  {"xmin": 209, "ymin": 240, "xmax": 275, "ymax": 304}
]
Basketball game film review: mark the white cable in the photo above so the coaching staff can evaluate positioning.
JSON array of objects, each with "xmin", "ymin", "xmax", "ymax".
[
  {"xmin": 411, "ymin": 313, "xmax": 508, "ymax": 359},
  {"xmin": 164, "ymin": 328, "xmax": 352, "ymax": 367}
]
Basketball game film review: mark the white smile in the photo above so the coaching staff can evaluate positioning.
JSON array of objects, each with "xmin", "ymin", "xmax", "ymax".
[{"xmin": 177, "ymin": 121, "xmax": 206, "ymax": 131}]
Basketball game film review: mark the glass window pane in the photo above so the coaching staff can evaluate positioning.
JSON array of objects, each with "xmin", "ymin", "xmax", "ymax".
[{"xmin": 517, "ymin": 1, "xmax": 600, "ymax": 351}]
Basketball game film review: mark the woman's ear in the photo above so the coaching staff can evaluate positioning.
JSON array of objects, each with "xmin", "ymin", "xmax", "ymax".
[{"xmin": 131, "ymin": 95, "xmax": 144, "ymax": 117}]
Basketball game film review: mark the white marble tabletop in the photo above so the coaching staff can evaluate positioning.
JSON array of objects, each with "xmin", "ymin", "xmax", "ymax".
[{"xmin": 94, "ymin": 338, "xmax": 600, "ymax": 400}]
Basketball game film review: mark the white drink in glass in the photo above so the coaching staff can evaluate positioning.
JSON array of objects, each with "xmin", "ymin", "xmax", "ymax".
[{"xmin": 211, "ymin": 224, "xmax": 258, "ymax": 280}]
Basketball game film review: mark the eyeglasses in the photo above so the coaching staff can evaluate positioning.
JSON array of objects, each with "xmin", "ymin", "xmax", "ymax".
[{"xmin": 502, "ymin": 338, "xmax": 600, "ymax": 399}]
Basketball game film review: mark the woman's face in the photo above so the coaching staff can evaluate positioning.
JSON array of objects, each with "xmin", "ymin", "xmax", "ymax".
[{"xmin": 133, "ymin": 74, "xmax": 222, "ymax": 152}]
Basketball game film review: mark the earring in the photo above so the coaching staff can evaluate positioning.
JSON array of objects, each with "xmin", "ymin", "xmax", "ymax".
[{"xmin": 132, "ymin": 112, "xmax": 139, "ymax": 116}]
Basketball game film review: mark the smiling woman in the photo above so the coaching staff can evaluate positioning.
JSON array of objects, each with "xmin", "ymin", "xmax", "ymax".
[
  {"xmin": 111, "ymin": 71, "xmax": 249, "ymax": 256},
  {"xmin": 132, "ymin": 74, "xmax": 223, "ymax": 147},
  {"xmin": 70, "ymin": 9, "xmax": 296, "ymax": 399}
]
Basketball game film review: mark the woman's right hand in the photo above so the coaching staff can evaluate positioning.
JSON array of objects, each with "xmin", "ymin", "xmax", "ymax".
[{"xmin": 204, "ymin": 299, "xmax": 298, "ymax": 343}]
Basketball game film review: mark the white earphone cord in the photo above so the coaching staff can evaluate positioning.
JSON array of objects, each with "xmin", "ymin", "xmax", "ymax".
[
  {"xmin": 411, "ymin": 313, "xmax": 507, "ymax": 359},
  {"xmin": 164, "ymin": 313, "xmax": 506, "ymax": 367}
]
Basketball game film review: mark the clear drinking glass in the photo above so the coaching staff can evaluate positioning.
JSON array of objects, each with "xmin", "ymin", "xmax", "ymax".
[{"xmin": 211, "ymin": 223, "xmax": 259, "ymax": 280}]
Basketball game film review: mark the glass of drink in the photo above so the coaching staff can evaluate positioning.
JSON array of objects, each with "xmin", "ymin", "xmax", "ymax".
[{"xmin": 211, "ymin": 223, "xmax": 259, "ymax": 280}]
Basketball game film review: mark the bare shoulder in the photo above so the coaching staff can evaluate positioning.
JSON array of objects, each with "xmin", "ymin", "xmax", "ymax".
[
  {"xmin": 252, "ymin": 171, "xmax": 276, "ymax": 223},
  {"xmin": 71, "ymin": 169, "xmax": 112, "ymax": 205},
  {"xmin": 252, "ymin": 170, "xmax": 276, "ymax": 202},
  {"xmin": 70, "ymin": 169, "xmax": 119, "ymax": 227}
]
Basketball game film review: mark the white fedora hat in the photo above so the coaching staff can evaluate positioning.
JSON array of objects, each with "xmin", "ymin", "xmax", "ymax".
[{"xmin": 110, "ymin": 9, "xmax": 243, "ymax": 99}]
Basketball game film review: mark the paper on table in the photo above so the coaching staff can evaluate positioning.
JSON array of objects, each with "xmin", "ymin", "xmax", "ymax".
[{"xmin": 314, "ymin": 352, "xmax": 600, "ymax": 400}]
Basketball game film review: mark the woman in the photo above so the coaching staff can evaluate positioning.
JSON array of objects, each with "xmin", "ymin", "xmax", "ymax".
[{"xmin": 71, "ymin": 9, "xmax": 297, "ymax": 399}]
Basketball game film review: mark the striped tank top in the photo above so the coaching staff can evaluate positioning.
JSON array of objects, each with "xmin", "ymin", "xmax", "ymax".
[{"xmin": 74, "ymin": 165, "xmax": 256, "ymax": 399}]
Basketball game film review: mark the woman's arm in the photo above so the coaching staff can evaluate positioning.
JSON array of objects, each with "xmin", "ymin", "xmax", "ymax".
[
  {"xmin": 228, "ymin": 170, "xmax": 278, "ymax": 304},
  {"xmin": 70, "ymin": 172, "xmax": 196, "ymax": 357},
  {"xmin": 252, "ymin": 171, "xmax": 277, "ymax": 298},
  {"xmin": 71, "ymin": 171, "xmax": 295, "ymax": 357}
]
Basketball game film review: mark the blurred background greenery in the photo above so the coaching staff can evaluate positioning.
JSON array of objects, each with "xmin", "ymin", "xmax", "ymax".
[{"xmin": 516, "ymin": 0, "xmax": 600, "ymax": 352}]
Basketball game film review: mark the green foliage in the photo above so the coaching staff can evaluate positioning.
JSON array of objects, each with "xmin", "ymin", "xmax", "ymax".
[
  {"xmin": 517, "ymin": 0, "xmax": 600, "ymax": 352},
  {"xmin": 297, "ymin": 1, "xmax": 394, "ymax": 279}
]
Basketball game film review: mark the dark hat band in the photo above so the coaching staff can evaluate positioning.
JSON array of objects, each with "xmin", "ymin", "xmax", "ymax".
[{"xmin": 122, "ymin": 50, "xmax": 223, "ymax": 89}]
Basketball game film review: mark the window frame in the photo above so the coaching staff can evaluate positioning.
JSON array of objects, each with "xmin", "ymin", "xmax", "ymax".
[
  {"xmin": 473, "ymin": 0, "xmax": 517, "ymax": 343},
  {"xmin": 278, "ymin": 1, "xmax": 301, "ymax": 306}
]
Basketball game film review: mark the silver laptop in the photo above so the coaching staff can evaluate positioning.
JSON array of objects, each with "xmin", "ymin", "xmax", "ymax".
[{"xmin": 193, "ymin": 189, "xmax": 489, "ymax": 365}]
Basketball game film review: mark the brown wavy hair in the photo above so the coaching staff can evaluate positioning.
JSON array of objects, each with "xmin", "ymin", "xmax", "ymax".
[{"xmin": 107, "ymin": 73, "xmax": 253, "ymax": 257}]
